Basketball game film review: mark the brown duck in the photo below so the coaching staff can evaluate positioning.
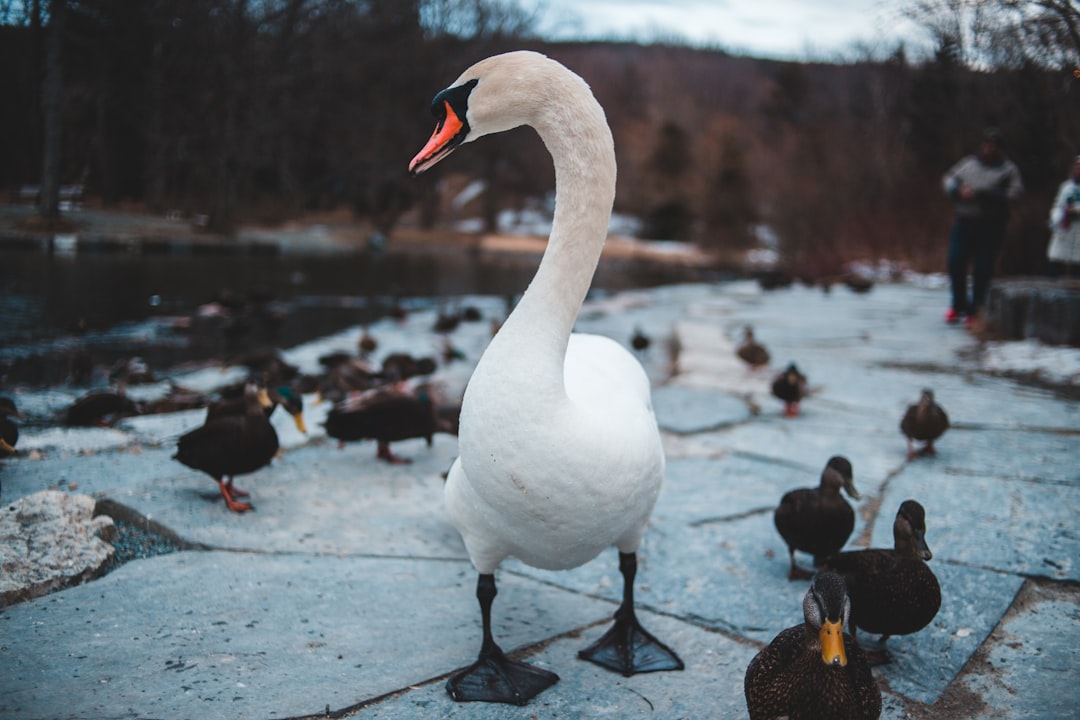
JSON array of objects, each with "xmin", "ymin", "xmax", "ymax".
[
  {"xmin": 824, "ymin": 499, "xmax": 941, "ymax": 665},
  {"xmin": 774, "ymin": 456, "xmax": 861, "ymax": 581},
  {"xmin": 736, "ymin": 325, "xmax": 770, "ymax": 369},
  {"xmin": 323, "ymin": 384, "xmax": 437, "ymax": 464},
  {"xmin": 900, "ymin": 389, "xmax": 949, "ymax": 460},
  {"xmin": 745, "ymin": 570, "xmax": 881, "ymax": 720}
]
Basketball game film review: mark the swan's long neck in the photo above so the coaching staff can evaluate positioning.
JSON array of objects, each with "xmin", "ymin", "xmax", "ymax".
[{"xmin": 482, "ymin": 73, "xmax": 616, "ymax": 392}]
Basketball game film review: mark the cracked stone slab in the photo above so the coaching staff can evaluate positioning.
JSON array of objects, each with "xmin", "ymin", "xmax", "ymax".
[
  {"xmin": 954, "ymin": 580, "xmax": 1080, "ymax": 720},
  {"xmin": 350, "ymin": 611, "xmax": 761, "ymax": 720},
  {"xmin": 705, "ymin": 413, "xmax": 909, "ymax": 496},
  {"xmin": 877, "ymin": 458, "xmax": 1080, "ymax": 581},
  {"xmin": 0, "ymin": 551, "xmax": 612, "ymax": 720},
  {"xmin": 658, "ymin": 454, "xmax": 871, "ymax": 544},
  {"xmin": 514, "ymin": 511, "xmax": 1022, "ymax": 707},
  {"xmin": 652, "ymin": 385, "xmax": 753, "ymax": 434},
  {"xmin": 857, "ymin": 561, "xmax": 1024, "ymax": 704}
]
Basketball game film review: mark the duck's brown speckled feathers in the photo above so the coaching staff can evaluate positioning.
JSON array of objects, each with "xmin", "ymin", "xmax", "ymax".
[
  {"xmin": 824, "ymin": 500, "xmax": 941, "ymax": 663},
  {"xmin": 745, "ymin": 570, "xmax": 881, "ymax": 720},
  {"xmin": 900, "ymin": 389, "xmax": 949, "ymax": 459},
  {"xmin": 775, "ymin": 456, "xmax": 860, "ymax": 580}
]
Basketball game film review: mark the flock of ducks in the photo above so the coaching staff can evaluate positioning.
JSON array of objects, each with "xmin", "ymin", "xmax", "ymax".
[
  {"xmin": 737, "ymin": 319, "xmax": 949, "ymax": 716},
  {"xmin": 1, "ymin": 316, "xmax": 467, "ymax": 513},
  {"xmin": 1, "ymin": 52, "xmax": 960, "ymax": 717}
]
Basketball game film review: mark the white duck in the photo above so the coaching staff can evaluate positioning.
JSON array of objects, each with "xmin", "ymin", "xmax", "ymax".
[{"xmin": 410, "ymin": 51, "xmax": 683, "ymax": 705}]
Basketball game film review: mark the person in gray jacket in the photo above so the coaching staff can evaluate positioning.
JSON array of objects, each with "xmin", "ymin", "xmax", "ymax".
[{"xmin": 942, "ymin": 127, "xmax": 1024, "ymax": 326}]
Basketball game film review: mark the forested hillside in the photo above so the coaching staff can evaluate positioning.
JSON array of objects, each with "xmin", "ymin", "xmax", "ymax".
[{"xmin": 2, "ymin": 1, "xmax": 1077, "ymax": 276}]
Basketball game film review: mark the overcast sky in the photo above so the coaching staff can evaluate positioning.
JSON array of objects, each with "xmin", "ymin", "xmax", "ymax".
[{"xmin": 529, "ymin": 0, "xmax": 927, "ymax": 61}]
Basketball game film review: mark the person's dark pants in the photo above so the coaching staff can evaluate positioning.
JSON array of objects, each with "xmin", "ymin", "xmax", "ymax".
[{"xmin": 947, "ymin": 217, "xmax": 1004, "ymax": 316}]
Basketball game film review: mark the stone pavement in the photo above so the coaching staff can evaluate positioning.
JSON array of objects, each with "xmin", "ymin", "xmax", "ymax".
[{"xmin": 1, "ymin": 280, "xmax": 1078, "ymax": 720}]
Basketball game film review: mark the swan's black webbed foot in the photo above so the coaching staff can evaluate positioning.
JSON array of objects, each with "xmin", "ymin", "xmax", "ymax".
[
  {"xmin": 577, "ymin": 551, "xmax": 684, "ymax": 676},
  {"xmin": 578, "ymin": 608, "xmax": 684, "ymax": 675},
  {"xmin": 446, "ymin": 642, "xmax": 559, "ymax": 705},
  {"xmin": 447, "ymin": 573, "xmax": 559, "ymax": 705}
]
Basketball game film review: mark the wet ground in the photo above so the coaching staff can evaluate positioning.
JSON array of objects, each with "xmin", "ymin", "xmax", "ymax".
[
  {"xmin": 1, "ymin": 204, "xmax": 727, "ymax": 388},
  {"xmin": 1, "ymin": 279, "xmax": 1078, "ymax": 719}
]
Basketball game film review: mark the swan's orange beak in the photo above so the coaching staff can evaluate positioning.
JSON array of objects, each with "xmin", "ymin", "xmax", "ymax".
[
  {"xmin": 820, "ymin": 619, "xmax": 847, "ymax": 667},
  {"xmin": 410, "ymin": 101, "xmax": 464, "ymax": 175}
]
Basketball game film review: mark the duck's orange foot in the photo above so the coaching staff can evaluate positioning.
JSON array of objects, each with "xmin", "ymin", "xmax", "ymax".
[
  {"xmin": 377, "ymin": 441, "xmax": 412, "ymax": 464},
  {"xmin": 218, "ymin": 480, "xmax": 254, "ymax": 513}
]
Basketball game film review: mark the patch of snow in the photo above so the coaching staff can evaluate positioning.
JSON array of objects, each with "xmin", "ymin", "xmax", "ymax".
[
  {"xmin": 19, "ymin": 427, "xmax": 133, "ymax": 454},
  {"xmin": 981, "ymin": 339, "xmax": 1080, "ymax": 385}
]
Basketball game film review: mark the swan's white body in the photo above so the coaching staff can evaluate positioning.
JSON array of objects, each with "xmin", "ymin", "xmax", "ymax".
[{"xmin": 437, "ymin": 52, "xmax": 665, "ymax": 575}]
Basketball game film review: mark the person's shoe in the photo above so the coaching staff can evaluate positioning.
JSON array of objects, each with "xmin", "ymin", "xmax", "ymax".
[
  {"xmin": 945, "ymin": 308, "xmax": 961, "ymax": 324},
  {"xmin": 964, "ymin": 314, "xmax": 977, "ymax": 330}
]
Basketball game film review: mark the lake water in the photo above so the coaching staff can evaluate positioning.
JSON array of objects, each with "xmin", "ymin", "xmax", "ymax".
[{"xmin": 0, "ymin": 244, "xmax": 729, "ymax": 387}]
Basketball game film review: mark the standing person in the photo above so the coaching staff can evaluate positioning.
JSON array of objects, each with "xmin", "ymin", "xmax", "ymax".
[
  {"xmin": 942, "ymin": 128, "xmax": 1024, "ymax": 327},
  {"xmin": 1047, "ymin": 155, "xmax": 1080, "ymax": 277}
]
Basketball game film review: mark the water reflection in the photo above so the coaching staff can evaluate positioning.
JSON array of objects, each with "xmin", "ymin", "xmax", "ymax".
[{"xmin": 0, "ymin": 246, "xmax": 727, "ymax": 387}]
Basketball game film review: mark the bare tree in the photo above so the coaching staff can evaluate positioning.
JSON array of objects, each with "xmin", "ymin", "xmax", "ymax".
[
  {"xmin": 903, "ymin": 0, "xmax": 1080, "ymax": 69},
  {"xmin": 39, "ymin": 0, "xmax": 64, "ymax": 222}
]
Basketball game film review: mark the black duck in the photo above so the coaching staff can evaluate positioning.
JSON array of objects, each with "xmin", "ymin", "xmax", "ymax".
[
  {"xmin": 64, "ymin": 390, "xmax": 140, "ymax": 427},
  {"xmin": 824, "ymin": 500, "xmax": 941, "ymax": 665},
  {"xmin": 900, "ymin": 389, "xmax": 949, "ymax": 460},
  {"xmin": 379, "ymin": 353, "xmax": 437, "ymax": 384},
  {"xmin": 745, "ymin": 570, "xmax": 881, "ymax": 720},
  {"xmin": 775, "ymin": 456, "xmax": 861, "ymax": 580},
  {"xmin": 1, "ymin": 396, "xmax": 21, "ymax": 458},
  {"xmin": 324, "ymin": 385, "xmax": 437, "ymax": 464},
  {"xmin": 736, "ymin": 325, "xmax": 770, "ymax": 369},
  {"xmin": 358, "ymin": 327, "xmax": 378, "ymax": 356},
  {"xmin": 631, "ymin": 326, "xmax": 651, "ymax": 352},
  {"xmin": 772, "ymin": 362, "xmax": 808, "ymax": 417},
  {"xmin": 174, "ymin": 383, "xmax": 279, "ymax": 513}
]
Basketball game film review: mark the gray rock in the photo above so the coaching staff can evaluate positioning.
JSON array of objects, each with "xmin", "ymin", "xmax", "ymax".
[{"xmin": 0, "ymin": 491, "xmax": 116, "ymax": 607}]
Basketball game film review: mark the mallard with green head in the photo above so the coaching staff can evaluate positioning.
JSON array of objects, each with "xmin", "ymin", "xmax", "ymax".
[
  {"xmin": 745, "ymin": 570, "xmax": 881, "ymax": 720},
  {"xmin": 208, "ymin": 383, "xmax": 307, "ymax": 435},
  {"xmin": 774, "ymin": 456, "xmax": 861, "ymax": 581},
  {"xmin": 824, "ymin": 499, "xmax": 941, "ymax": 665}
]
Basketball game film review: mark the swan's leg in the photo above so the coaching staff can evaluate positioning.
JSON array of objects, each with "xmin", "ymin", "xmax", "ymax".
[
  {"xmin": 578, "ymin": 551, "xmax": 684, "ymax": 676},
  {"xmin": 446, "ymin": 573, "xmax": 559, "ymax": 705}
]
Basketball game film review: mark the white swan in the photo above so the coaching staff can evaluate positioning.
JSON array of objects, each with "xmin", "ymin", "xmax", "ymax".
[{"xmin": 409, "ymin": 51, "xmax": 682, "ymax": 705}]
